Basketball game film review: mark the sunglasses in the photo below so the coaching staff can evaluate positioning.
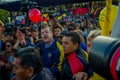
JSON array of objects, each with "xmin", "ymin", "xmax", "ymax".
[{"xmin": 6, "ymin": 45, "xmax": 12, "ymax": 47}]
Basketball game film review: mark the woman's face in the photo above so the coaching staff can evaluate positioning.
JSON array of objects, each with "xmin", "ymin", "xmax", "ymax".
[
  {"xmin": 5, "ymin": 41, "xmax": 13, "ymax": 53},
  {"xmin": 54, "ymin": 28, "xmax": 61, "ymax": 37}
]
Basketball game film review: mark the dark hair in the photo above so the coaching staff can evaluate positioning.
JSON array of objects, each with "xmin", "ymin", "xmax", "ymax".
[
  {"xmin": 54, "ymin": 26, "xmax": 62, "ymax": 32},
  {"xmin": 64, "ymin": 32, "xmax": 80, "ymax": 44},
  {"xmin": 19, "ymin": 27, "xmax": 26, "ymax": 33},
  {"xmin": 68, "ymin": 27, "xmax": 74, "ymax": 31},
  {"xmin": 49, "ymin": 14, "xmax": 54, "ymax": 19},
  {"xmin": 15, "ymin": 46, "xmax": 42, "ymax": 74},
  {"xmin": 63, "ymin": 32, "xmax": 86, "ymax": 60}
]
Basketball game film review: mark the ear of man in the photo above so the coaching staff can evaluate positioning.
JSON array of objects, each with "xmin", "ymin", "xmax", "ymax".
[{"xmin": 28, "ymin": 66, "xmax": 34, "ymax": 77}]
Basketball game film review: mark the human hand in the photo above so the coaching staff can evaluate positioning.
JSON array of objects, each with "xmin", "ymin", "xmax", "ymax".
[
  {"xmin": 0, "ymin": 60, "xmax": 5, "ymax": 67},
  {"xmin": 16, "ymin": 30, "xmax": 26, "ymax": 46},
  {"xmin": 73, "ymin": 72, "xmax": 88, "ymax": 80}
]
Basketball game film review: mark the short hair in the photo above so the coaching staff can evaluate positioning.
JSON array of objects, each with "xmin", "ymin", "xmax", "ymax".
[
  {"xmin": 54, "ymin": 26, "xmax": 62, "ymax": 32},
  {"xmin": 63, "ymin": 32, "xmax": 80, "ymax": 44},
  {"xmin": 15, "ymin": 46, "xmax": 42, "ymax": 74},
  {"xmin": 68, "ymin": 27, "xmax": 74, "ymax": 31},
  {"xmin": 40, "ymin": 23, "xmax": 53, "ymax": 33},
  {"xmin": 63, "ymin": 32, "xmax": 86, "ymax": 60}
]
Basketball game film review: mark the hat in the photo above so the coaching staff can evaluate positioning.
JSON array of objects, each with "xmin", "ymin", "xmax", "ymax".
[{"xmin": 31, "ymin": 25, "xmax": 38, "ymax": 31}]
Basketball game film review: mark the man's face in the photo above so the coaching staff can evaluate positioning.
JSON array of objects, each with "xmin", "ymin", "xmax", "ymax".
[
  {"xmin": 62, "ymin": 36, "xmax": 78, "ymax": 54},
  {"xmin": 41, "ymin": 27, "xmax": 53, "ymax": 44},
  {"xmin": 12, "ymin": 58, "xmax": 31, "ymax": 80},
  {"xmin": 30, "ymin": 30, "xmax": 39, "ymax": 38}
]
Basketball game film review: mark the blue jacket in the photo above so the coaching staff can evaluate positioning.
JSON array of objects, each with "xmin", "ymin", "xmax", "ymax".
[
  {"xmin": 26, "ymin": 39, "xmax": 64, "ymax": 78},
  {"xmin": 80, "ymin": 42, "xmax": 88, "ymax": 52}
]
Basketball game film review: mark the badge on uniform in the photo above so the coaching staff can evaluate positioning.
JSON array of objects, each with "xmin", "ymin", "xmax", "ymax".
[{"xmin": 48, "ymin": 53, "xmax": 52, "ymax": 58}]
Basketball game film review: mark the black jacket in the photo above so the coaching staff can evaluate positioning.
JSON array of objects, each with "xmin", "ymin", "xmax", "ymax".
[
  {"xmin": 32, "ymin": 68, "xmax": 55, "ymax": 80},
  {"xmin": 60, "ymin": 54, "xmax": 93, "ymax": 80}
]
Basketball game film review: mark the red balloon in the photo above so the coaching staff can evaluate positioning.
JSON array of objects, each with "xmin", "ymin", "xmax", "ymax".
[{"xmin": 29, "ymin": 8, "xmax": 42, "ymax": 23}]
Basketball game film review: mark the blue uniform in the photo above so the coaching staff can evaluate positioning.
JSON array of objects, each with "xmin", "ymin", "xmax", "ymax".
[{"xmin": 26, "ymin": 39, "xmax": 64, "ymax": 78}]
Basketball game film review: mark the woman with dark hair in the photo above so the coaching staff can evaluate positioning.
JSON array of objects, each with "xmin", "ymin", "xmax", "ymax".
[{"xmin": 0, "ymin": 39, "xmax": 15, "ymax": 80}]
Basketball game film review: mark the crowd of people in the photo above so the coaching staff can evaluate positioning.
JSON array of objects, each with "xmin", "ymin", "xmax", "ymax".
[{"xmin": 0, "ymin": 1, "xmax": 107, "ymax": 80}]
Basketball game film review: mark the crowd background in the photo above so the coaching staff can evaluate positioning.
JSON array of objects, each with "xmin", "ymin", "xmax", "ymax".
[
  {"xmin": 0, "ymin": 0, "xmax": 119, "ymax": 80},
  {"xmin": 0, "ymin": 1, "xmax": 106, "ymax": 43}
]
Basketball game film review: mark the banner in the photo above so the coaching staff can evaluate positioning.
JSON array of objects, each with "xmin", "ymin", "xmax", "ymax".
[{"xmin": 73, "ymin": 8, "xmax": 89, "ymax": 15}]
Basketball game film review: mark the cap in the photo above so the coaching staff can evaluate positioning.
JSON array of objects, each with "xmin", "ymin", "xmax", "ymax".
[{"xmin": 31, "ymin": 25, "xmax": 38, "ymax": 31}]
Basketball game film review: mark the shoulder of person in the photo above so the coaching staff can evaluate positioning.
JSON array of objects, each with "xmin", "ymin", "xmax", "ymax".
[
  {"xmin": 76, "ymin": 49, "xmax": 88, "ymax": 62},
  {"xmin": 34, "ymin": 68, "xmax": 55, "ymax": 80}
]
